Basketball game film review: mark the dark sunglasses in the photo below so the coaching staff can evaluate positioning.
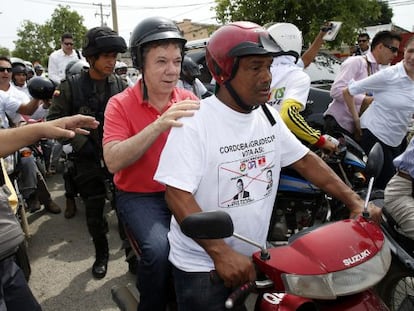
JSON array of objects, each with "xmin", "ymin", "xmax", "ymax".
[
  {"xmin": 0, "ymin": 67, "xmax": 12, "ymax": 73},
  {"xmin": 358, "ymin": 39, "xmax": 368, "ymax": 43},
  {"xmin": 63, "ymin": 42, "xmax": 74, "ymax": 46},
  {"xmin": 383, "ymin": 44, "xmax": 399, "ymax": 53}
]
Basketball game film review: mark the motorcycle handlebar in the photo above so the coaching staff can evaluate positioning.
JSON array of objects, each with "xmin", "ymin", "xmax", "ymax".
[
  {"xmin": 225, "ymin": 281, "xmax": 256, "ymax": 309},
  {"xmin": 209, "ymin": 271, "xmax": 256, "ymax": 309},
  {"xmin": 209, "ymin": 270, "xmax": 273, "ymax": 309}
]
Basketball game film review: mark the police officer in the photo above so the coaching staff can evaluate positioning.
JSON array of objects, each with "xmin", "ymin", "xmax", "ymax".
[{"xmin": 47, "ymin": 26, "xmax": 128, "ymax": 279}]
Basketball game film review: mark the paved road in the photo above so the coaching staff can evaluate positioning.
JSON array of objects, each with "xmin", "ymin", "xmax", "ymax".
[{"xmin": 26, "ymin": 173, "xmax": 134, "ymax": 311}]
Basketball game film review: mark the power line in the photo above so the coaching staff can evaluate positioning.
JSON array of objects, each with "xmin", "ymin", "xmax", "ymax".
[
  {"xmin": 387, "ymin": 0, "xmax": 414, "ymax": 6},
  {"xmin": 25, "ymin": 0, "xmax": 214, "ymax": 10}
]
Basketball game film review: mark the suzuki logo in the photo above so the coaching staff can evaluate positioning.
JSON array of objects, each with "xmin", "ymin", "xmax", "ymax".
[
  {"xmin": 343, "ymin": 249, "xmax": 371, "ymax": 266},
  {"xmin": 263, "ymin": 293, "xmax": 285, "ymax": 304}
]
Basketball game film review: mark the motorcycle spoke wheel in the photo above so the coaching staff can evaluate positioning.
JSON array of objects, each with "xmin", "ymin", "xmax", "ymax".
[
  {"xmin": 390, "ymin": 277, "xmax": 414, "ymax": 311},
  {"xmin": 376, "ymin": 257, "xmax": 414, "ymax": 311}
]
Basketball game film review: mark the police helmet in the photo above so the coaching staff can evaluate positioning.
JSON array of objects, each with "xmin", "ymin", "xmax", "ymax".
[{"xmin": 82, "ymin": 26, "xmax": 127, "ymax": 57}]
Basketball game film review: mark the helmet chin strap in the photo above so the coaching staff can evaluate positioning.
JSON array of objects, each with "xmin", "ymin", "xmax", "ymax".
[{"xmin": 224, "ymin": 80, "xmax": 259, "ymax": 113}]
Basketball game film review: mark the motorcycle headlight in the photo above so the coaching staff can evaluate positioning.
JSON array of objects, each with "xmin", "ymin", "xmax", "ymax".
[{"xmin": 281, "ymin": 242, "xmax": 391, "ymax": 299}]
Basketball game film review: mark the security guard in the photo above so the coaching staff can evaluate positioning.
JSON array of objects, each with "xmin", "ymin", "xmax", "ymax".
[{"xmin": 47, "ymin": 26, "xmax": 127, "ymax": 279}]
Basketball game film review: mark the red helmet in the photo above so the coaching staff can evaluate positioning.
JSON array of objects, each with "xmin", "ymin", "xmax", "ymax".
[{"xmin": 206, "ymin": 21, "xmax": 280, "ymax": 85}]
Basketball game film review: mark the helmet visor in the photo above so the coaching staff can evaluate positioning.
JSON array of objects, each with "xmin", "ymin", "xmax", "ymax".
[{"xmin": 229, "ymin": 34, "xmax": 280, "ymax": 57}]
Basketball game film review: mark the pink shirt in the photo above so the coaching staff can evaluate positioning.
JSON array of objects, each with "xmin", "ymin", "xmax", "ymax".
[
  {"xmin": 103, "ymin": 80, "xmax": 198, "ymax": 193},
  {"xmin": 324, "ymin": 52, "xmax": 379, "ymax": 133}
]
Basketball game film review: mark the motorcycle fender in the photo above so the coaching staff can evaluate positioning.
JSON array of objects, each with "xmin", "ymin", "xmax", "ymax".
[{"xmin": 258, "ymin": 292, "xmax": 317, "ymax": 311}]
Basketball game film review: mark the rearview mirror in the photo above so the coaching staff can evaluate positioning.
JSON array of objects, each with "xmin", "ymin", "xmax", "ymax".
[
  {"xmin": 365, "ymin": 142, "xmax": 383, "ymax": 179},
  {"xmin": 180, "ymin": 211, "xmax": 234, "ymax": 239}
]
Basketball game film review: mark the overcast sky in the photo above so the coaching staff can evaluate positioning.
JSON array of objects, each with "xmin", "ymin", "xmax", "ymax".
[
  {"xmin": 1, "ymin": 0, "xmax": 413, "ymax": 51},
  {"xmin": 0, "ymin": 0, "xmax": 217, "ymax": 51}
]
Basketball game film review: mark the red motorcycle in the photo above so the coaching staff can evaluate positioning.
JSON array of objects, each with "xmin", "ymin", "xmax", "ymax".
[{"xmin": 181, "ymin": 143, "xmax": 391, "ymax": 310}]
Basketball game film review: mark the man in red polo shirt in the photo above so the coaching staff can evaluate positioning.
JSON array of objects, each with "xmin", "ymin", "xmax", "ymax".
[{"xmin": 103, "ymin": 17, "xmax": 199, "ymax": 311}]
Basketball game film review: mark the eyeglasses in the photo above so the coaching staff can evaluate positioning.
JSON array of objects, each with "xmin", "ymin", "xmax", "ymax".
[
  {"xmin": 358, "ymin": 39, "xmax": 368, "ymax": 43},
  {"xmin": 383, "ymin": 44, "xmax": 399, "ymax": 53},
  {"xmin": 0, "ymin": 67, "xmax": 12, "ymax": 73},
  {"xmin": 63, "ymin": 42, "xmax": 74, "ymax": 46}
]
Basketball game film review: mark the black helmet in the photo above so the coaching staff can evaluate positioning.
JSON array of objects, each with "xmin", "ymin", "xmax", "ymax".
[
  {"xmin": 130, "ymin": 16, "xmax": 186, "ymax": 69},
  {"xmin": 181, "ymin": 55, "xmax": 200, "ymax": 83},
  {"xmin": 27, "ymin": 76, "xmax": 56, "ymax": 99},
  {"xmin": 65, "ymin": 60, "xmax": 90, "ymax": 77},
  {"xmin": 182, "ymin": 56, "xmax": 200, "ymax": 76},
  {"xmin": 34, "ymin": 64, "xmax": 44, "ymax": 72},
  {"xmin": 82, "ymin": 26, "xmax": 127, "ymax": 57},
  {"xmin": 11, "ymin": 61, "xmax": 27, "ymax": 75}
]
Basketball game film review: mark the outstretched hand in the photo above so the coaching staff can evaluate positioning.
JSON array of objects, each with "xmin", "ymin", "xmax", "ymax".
[
  {"xmin": 156, "ymin": 100, "xmax": 200, "ymax": 131},
  {"xmin": 45, "ymin": 114, "xmax": 99, "ymax": 139}
]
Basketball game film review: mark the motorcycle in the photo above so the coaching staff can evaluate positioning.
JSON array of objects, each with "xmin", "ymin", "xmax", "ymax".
[
  {"xmin": 181, "ymin": 143, "xmax": 390, "ymax": 310},
  {"xmin": 375, "ymin": 201, "xmax": 414, "ymax": 310},
  {"xmin": 268, "ymin": 133, "xmax": 368, "ymax": 244}
]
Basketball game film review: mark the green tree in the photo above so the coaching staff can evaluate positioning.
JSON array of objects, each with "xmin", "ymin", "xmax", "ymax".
[
  {"xmin": 13, "ymin": 5, "xmax": 87, "ymax": 67},
  {"xmin": 0, "ymin": 47, "xmax": 10, "ymax": 57},
  {"xmin": 363, "ymin": 1, "xmax": 393, "ymax": 26},
  {"xmin": 214, "ymin": 0, "xmax": 392, "ymax": 47},
  {"xmin": 13, "ymin": 21, "xmax": 51, "ymax": 65},
  {"xmin": 46, "ymin": 5, "xmax": 88, "ymax": 51}
]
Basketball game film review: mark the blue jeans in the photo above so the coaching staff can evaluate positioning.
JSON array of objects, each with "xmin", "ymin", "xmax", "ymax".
[
  {"xmin": 0, "ymin": 257, "xmax": 42, "ymax": 311},
  {"xmin": 116, "ymin": 191, "xmax": 172, "ymax": 311},
  {"xmin": 173, "ymin": 267, "xmax": 247, "ymax": 311}
]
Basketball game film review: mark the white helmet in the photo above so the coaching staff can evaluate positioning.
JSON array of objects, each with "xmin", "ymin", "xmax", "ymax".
[
  {"xmin": 115, "ymin": 61, "xmax": 128, "ymax": 70},
  {"xmin": 266, "ymin": 23, "xmax": 303, "ymax": 60}
]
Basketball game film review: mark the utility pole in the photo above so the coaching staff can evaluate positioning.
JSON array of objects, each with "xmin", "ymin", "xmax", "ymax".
[
  {"xmin": 111, "ymin": 0, "xmax": 119, "ymax": 34},
  {"xmin": 93, "ymin": 3, "xmax": 110, "ymax": 27}
]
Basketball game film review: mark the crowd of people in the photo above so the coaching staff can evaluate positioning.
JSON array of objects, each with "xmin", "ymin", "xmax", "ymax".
[{"xmin": 1, "ymin": 15, "xmax": 414, "ymax": 311}]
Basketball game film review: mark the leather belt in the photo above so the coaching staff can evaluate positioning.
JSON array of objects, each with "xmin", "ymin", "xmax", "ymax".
[{"xmin": 396, "ymin": 170, "xmax": 412, "ymax": 181}]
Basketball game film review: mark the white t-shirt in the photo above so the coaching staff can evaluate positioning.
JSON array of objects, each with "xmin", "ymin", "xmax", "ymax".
[
  {"xmin": 154, "ymin": 95, "xmax": 309, "ymax": 272},
  {"xmin": 268, "ymin": 56, "xmax": 311, "ymax": 112},
  {"xmin": 3, "ymin": 84, "xmax": 30, "ymax": 125},
  {"xmin": 0, "ymin": 91, "xmax": 21, "ymax": 128}
]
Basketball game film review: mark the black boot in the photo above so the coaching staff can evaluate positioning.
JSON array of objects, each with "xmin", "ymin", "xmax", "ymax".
[
  {"xmin": 92, "ymin": 236, "xmax": 109, "ymax": 279},
  {"xmin": 27, "ymin": 192, "xmax": 41, "ymax": 213}
]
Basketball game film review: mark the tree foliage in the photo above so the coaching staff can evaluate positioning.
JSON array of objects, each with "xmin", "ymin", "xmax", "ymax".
[
  {"xmin": 214, "ymin": 0, "xmax": 393, "ymax": 48},
  {"xmin": 0, "ymin": 47, "xmax": 10, "ymax": 57},
  {"xmin": 12, "ymin": 5, "xmax": 87, "ymax": 67}
]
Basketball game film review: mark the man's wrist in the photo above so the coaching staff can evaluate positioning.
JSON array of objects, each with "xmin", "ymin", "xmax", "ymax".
[{"xmin": 314, "ymin": 135, "xmax": 326, "ymax": 147}]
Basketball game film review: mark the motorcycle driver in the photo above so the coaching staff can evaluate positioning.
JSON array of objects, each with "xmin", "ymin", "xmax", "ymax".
[
  {"xmin": 47, "ymin": 26, "xmax": 128, "ymax": 279},
  {"xmin": 266, "ymin": 23, "xmax": 338, "ymax": 153},
  {"xmin": 154, "ymin": 21, "xmax": 381, "ymax": 310}
]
